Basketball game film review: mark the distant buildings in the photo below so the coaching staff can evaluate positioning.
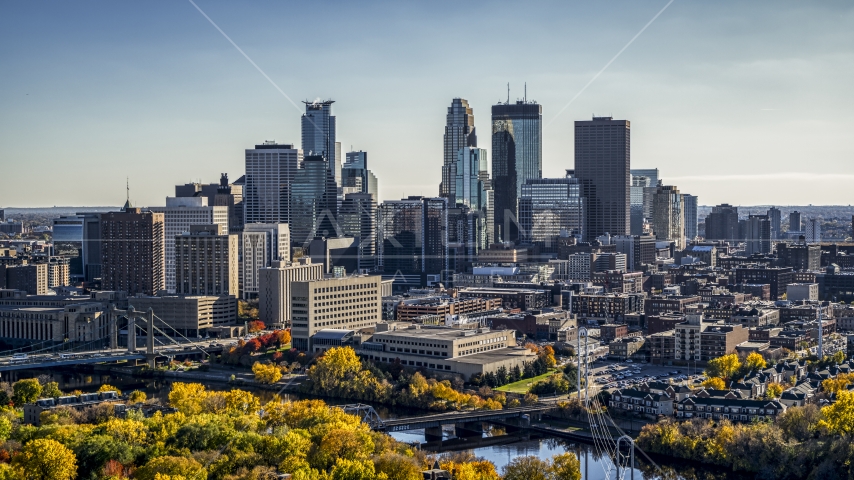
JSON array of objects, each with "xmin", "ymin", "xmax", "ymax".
[
  {"xmin": 705, "ymin": 204, "xmax": 740, "ymax": 242},
  {"xmin": 100, "ymin": 208, "xmax": 164, "ymax": 296},
  {"xmin": 805, "ymin": 218, "xmax": 821, "ymax": 243},
  {"xmin": 683, "ymin": 194, "xmax": 698, "ymax": 242},
  {"xmin": 302, "ymin": 100, "xmax": 339, "ymax": 187},
  {"xmin": 290, "ymin": 156, "xmax": 338, "ymax": 246},
  {"xmin": 342, "ymin": 151, "xmax": 378, "ymax": 200},
  {"xmin": 650, "ymin": 185, "xmax": 684, "ymax": 249},
  {"xmin": 575, "ymin": 116, "xmax": 630, "ymax": 239},
  {"xmin": 378, "ymin": 197, "xmax": 448, "ymax": 290},
  {"xmin": 241, "ymin": 223, "xmax": 289, "ymax": 299},
  {"xmin": 0, "ymin": 264, "xmax": 48, "ymax": 295},
  {"xmin": 258, "ymin": 258, "xmax": 324, "ymax": 328},
  {"xmin": 767, "ymin": 207, "xmax": 781, "ymax": 239},
  {"xmin": 745, "ymin": 214, "xmax": 771, "ymax": 255},
  {"xmin": 174, "ymin": 225, "xmax": 238, "ymax": 297},
  {"xmin": 491, "ymin": 101, "xmax": 542, "ymax": 243},
  {"xmin": 789, "ymin": 211, "xmax": 802, "ymax": 233},
  {"xmin": 339, "ymin": 193, "xmax": 378, "ymax": 272}
]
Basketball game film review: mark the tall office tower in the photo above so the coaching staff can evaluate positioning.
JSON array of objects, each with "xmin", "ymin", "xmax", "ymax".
[
  {"xmin": 291, "ymin": 156, "xmax": 339, "ymax": 247},
  {"xmin": 302, "ymin": 100, "xmax": 339, "ymax": 187},
  {"xmin": 789, "ymin": 211, "xmax": 802, "ymax": 233},
  {"xmin": 175, "ymin": 174, "xmax": 244, "ymax": 233},
  {"xmin": 767, "ymin": 207, "xmax": 781, "ymax": 239},
  {"xmin": 682, "ymin": 194, "xmax": 698, "ymax": 243},
  {"xmin": 452, "ymin": 147, "xmax": 492, "ymax": 256},
  {"xmin": 705, "ymin": 204, "xmax": 740, "ymax": 242},
  {"xmin": 519, "ymin": 174, "xmax": 585, "ymax": 255},
  {"xmin": 244, "ymin": 142, "xmax": 302, "ymax": 225},
  {"xmin": 342, "ymin": 150, "xmax": 379, "ymax": 199},
  {"xmin": 51, "ymin": 215, "xmax": 85, "ymax": 280},
  {"xmin": 651, "ymin": 185, "xmax": 685, "ymax": 249},
  {"xmin": 805, "ymin": 218, "xmax": 821, "ymax": 244},
  {"xmin": 378, "ymin": 197, "xmax": 448, "ymax": 290},
  {"xmin": 574, "ymin": 116, "xmax": 630, "ymax": 239},
  {"xmin": 441, "ymin": 99, "xmax": 477, "ymax": 204},
  {"xmin": 745, "ymin": 214, "xmax": 771, "ymax": 254},
  {"xmin": 492, "ymin": 101, "xmax": 542, "ymax": 243},
  {"xmin": 630, "ymin": 175, "xmax": 650, "ymax": 235},
  {"xmin": 339, "ymin": 193, "xmax": 378, "ymax": 272},
  {"xmin": 174, "ymin": 225, "xmax": 239, "ymax": 296},
  {"xmin": 241, "ymin": 223, "xmax": 289, "ymax": 299},
  {"xmin": 100, "ymin": 208, "xmax": 165, "ymax": 296},
  {"xmin": 258, "ymin": 258, "xmax": 325, "ymax": 328},
  {"xmin": 150, "ymin": 197, "xmax": 228, "ymax": 294}
]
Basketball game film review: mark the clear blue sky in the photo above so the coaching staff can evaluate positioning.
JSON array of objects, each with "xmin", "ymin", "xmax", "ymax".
[{"xmin": 1, "ymin": 1, "xmax": 853, "ymax": 207}]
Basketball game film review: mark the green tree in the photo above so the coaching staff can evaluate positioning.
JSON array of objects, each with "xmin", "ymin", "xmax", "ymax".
[
  {"xmin": 502, "ymin": 456, "xmax": 552, "ymax": 480},
  {"xmin": 12, "ymin": 438, "xmax": 78, "ymax": 480},
  {"xmin": 42, "ymin": 382, "xmax": 62, "ymax": 399},
  {"xmin": 12, "ymin": 379, "xmax": 42, "ymax": 405}
]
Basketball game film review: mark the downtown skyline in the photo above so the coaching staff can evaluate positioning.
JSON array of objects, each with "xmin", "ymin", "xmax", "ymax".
[{"xmin": 2, "ymin": 1, "xmax": 854, "ymax": 207}]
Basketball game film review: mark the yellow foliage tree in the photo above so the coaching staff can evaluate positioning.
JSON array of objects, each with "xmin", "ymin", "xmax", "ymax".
[
  {"xmin": 818, "ymin": 389, "xmax": 854, "ymax": 436},
  {"xmin": 135, "ymin": 456, "xmax": 206, "ymax": 480},
  {"xmin": 766, "ymin": 383, "xmax": 784, "ymax": 399},
  {"xmin": 253, "ymin": 362, "xmax": 283, "ymax": 384},
  {"xmin": 101, "ymin": 417, "xmax": 148, "ymax": 445},
  {"xmin": 12, "ymin": 438, "xmax": 78, "ymax": 480},
  {"xmin": 98, "ymin": 384, "xmax": 122, "ymax": 395},
  {"xmin": 823, "ymin": 373, "xmax": 854, "ymax": 394},
  {"xmin": 705, "ymin": 354, "xmax": 741, "ymax": 382},
  {"xmin": 744, "ymin": 352, "xmax": 767, "ymax": 371},
  {"xmin": 223, "ymin": 389, "xmax": 261, "ymax": 415},
  {"xmin": 307, "ymin": 347, "xmax": 363, "ymax": 392},
  {"xmin": 702, "ymin": 377, "xmax": 726, "ymax": 390},
  {"xmin": 278, "ymin": 329, "xmax": 292, "ymax": 346},
  {"xmin": 128, "ymin": 390, "xmax": 147, "ymax": 404},
  {"xmin": 441, "ymin": 460, "xmax": 500, "ymax": 480},
  {"xmin": 168, "ymin": 382, "xmax": 209, "ymax": 415},
  {"xmin": 551, "ymin": 452, "xmax": 582, "ymax": 480}
]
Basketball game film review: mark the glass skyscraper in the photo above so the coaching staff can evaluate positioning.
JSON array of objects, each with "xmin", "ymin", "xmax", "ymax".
[
  {"xmin": 301, "ymin": 100, "xmax": 340, "ymax": 187},
  {"xmin": 491, "ymin": 101, "xmax": 542, "ymax": 243},
  {"xmin": 244, "ymin": 142, "xmax": 302, "ymax": 225},
  {"xmin": 575, "ymin": 116, "xmax": 630, "ymax": 239},
  {"xmin": 378, "ymin": 196, "xmax": 448, "ymax": 289},
  {"xmin": 441, "ymin": 99, "xmax": 477, "ymax": 204},
  {"xmin": 342, "ymin": 150, "xmax": 378, "ymax": 200},
  {"xmin": 290, "ymin": 156, "xmax": 338, "ymax": 246},
  {"xmin": 519, "ymin": 172, "xmax": 585, "ymax": 255},
  {"xmin": 683, "ymin": 194, "xmax": 698, "ymax": 242}
]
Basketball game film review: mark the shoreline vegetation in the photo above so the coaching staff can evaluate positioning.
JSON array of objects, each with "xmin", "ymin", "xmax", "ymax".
[{"xmin": 0, "ymin": 374, "xmax": 584, "ymax": 480}]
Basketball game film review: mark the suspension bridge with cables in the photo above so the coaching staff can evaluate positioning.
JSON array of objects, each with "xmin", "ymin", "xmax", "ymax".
[{"xmin": 0, "ymin": 304, "xmax": 223, "ymax": 371}]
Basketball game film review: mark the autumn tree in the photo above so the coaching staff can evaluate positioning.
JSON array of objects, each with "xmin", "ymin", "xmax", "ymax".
[
  {"xmin": 818, "ymin": 389, "xmax": 854, "ymax": 436},
  {"xmin": 765, "ymin": 383, "xmax": 784, "ymax": 399},
  {"xmin": 539, "ymin": 345, "xmax": 557, "ymax": 368},
  {"xmin": 705, "ymin": 354, "xmax": 741, "ymax": 382},
  {"xmin": 98, "ymin": 384, "xmax": 122, "ymax": 395},
  {"xmin": 168, "ymin": 382, "xmax": 209, "ymax": 415},
  {"xmin": 307, "ymin": 347, "xmax": 363, "ymax": 392},
  {"xmin": 248, "ymin": 320, "xmax": 266, "ymax": 333},
  {"xmin": 278, "ymin": 329, "xmax": 292, "ymax": 346},
  {"xmin": 551, "ymin": 452, "xmax": 582, "ymax": 480},
  {"xmin": 744, "ymin": 352, "xmax": 767, "ymax": 371},
  {"xmin": 135, "ymin": 456, "xmax": 206, "ymax": 480},
  {"xmin": 702, "ymin": 377, "xmax": 726, "ymax": 390},
  {"xmin": 12, "ymin": 379, "xmax": 42, "ymax": 405},
  {"xmin": 12, "ymin": 438, "xmax": 78, "ymax": 480},
  {"xmin": 502, "ymin": 456, "xmax": 552, "ymax": 480},
  {"xmin": 41, "ymin": 381, "xmax": 62, "ymax": 399},
  {"xmin": 253, "ymin": 362, "xmax": 283, "ymax": 384},
  {"xmin": 129, "ymin": 390, "xmax": 148, "ymax": 404}
]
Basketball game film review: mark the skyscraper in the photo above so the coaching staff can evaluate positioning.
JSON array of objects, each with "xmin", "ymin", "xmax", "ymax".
[
  {"xmin": 339, "ymin": 192, "xmax": 378, "ymax": 272},
  {"xmin": 805, "ymin": 218, "xmax": 821, "ymax": 243},
  {"xmin": 100, "ymin": 208, "xmax": 165, "ymax": 296},
  {"xmin": 241, "ymin": 223, "xmax": 289, "ymax": 299},
  {"xmin": 630, "ymin": 168, "xmax": 659, "ymax": 189},
  {"xmin": 302, "ymin": 100, "xmax": 339, "ymax": 187},
  {"xmin": 244, "ymin": 142, "xmax": 302, "ymax": 225},
  {"xmin": 683, "ymin": 194, "xmax": 698, "ymax": 242},
  {"xmin": 705, "ymin": 204, "xmax": 740, "ymax": 242},
  {"xmin": 630, "ymin": 175, "xmax": 650, "ymax": 236},
  {"xmin": 519, "ymin": 173, "xmax": 585, "ymax": 255},
  {"xmin": 290, "ymin": 156, "xmax": 339, "ymax": 246},
  {"xmin": 767, "ymin": 207, "xmax": 781, "ymax": 239},
  {"xmin": 342, "ymin": 150, "xmax": 379, "ymax": 200},
  {"xmin": 574, "ymin": 116, "xmax": 630, "ymax": 239},
  {"xmin": 440, "ymin": 99, "xmax": 477, "ymax": 204},
  {"xmin": 651, "ymin": 185, "xmax": 685, "ymax": 249},
  {"xmin": 378, "ymin": 197, "xmax": 448, "ymax": 290},
  {"xmin": 175, "ymin": 174, "xmax": 244, "ymax": 234},
  {"xmin": 492, "ymin": 101, "xmax": 542, "ymax": 243},
  {"xmin": 451, "ymin": 147, "xmax": 492, "ymax": 257}
]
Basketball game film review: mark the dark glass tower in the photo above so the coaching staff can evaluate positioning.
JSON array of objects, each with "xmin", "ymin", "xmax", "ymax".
[
  {"xmin": 290, "ymin": 156, "xmax": 338, "ymax": 246},
  {"xmin": 574, "ymin": 116, "xmax": 630, "ymax": 239},
  {"xmin": 491, "ymin": 101, "xmax": 542, "ymax": 243},
  {"xmin": 301, "ymin": 100, "xmax": 339, "ymax": 187}
]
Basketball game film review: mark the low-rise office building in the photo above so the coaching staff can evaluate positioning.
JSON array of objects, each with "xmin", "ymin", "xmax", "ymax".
[
  {"xmin": 359, "ymin": 324, "xmax": 537, "ymax": 379},
  {"xmin": 396, "ymin": 297, "xmax": 501, "ymax": 322},
  {"xmin": 128, "ymin": 295, "xmax": 237, "ymax": 335},
  {"xmin": 0, "ymin": 302, "xmax": 106, "ymax": 345},
  {"xmin": 258, "ymin": 259, "xmax": 324, "ymax": 328}
]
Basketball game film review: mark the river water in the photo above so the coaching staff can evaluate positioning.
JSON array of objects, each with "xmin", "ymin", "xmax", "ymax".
[{"xmin": 9, "ymin": 368, "xmax": 744, "ymax": 480}]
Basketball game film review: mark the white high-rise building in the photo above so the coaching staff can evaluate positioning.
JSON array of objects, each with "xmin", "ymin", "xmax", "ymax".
[
  {"xmin": 258, "ymin": 258, "xmax": 324, "ymax": 328},
  {"xmin": 149, "ymin": 197, "xmax": 228, "ymax": 293},
  {"xmin": 241, "ymin": 223, "xmax": 290, "ymax": 299},
  {"xmin": 805, "ymin": 218, "xmax": 821, "ymax": 244},
  {"xmin": 244, "ymin": 142, "xmax": 302, "ymax": 225}
]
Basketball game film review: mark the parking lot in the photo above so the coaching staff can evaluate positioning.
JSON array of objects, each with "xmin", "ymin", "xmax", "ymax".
[{"xmin": 581, "ymin": 358, "xmax": 705, "ymax": 392}]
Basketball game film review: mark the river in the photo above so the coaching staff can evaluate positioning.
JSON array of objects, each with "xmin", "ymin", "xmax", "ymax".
[{"xmin": 9, "ymin": 368, "xmax": 747, "ymax": 480}]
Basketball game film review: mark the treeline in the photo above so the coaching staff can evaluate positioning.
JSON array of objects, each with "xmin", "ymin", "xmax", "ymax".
[
  {"xmin": 469, "ymin": 344, "xmax": 560, "ymax": 389},
  {"xmin": 0, "ymin": 380, "xmax": 584, "ymax": 480},
  {"xmin": 301, "ymin": 347, "xmax": 507, "ymax": 411},
  {"xmin": 636, "ymin": 392, "xmax": 854, "ymax": 479}
]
